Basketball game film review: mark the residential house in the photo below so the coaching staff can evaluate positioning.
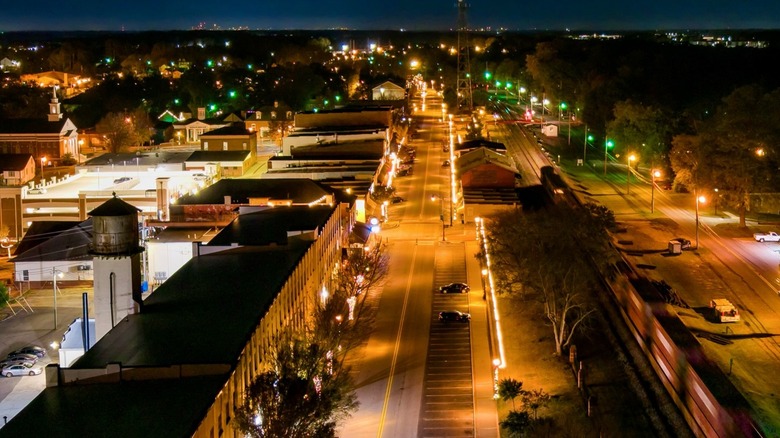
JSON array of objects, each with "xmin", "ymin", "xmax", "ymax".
[
  {"xmin": 0, "ymin": 154, "xmax": 35, "ymax": 186},
  {"xmin": 372, "ymin": 81, "xmax": 406, "ymax": 100},
  {"xmin": 243, "ymin": 102, "xmax": 295, "ymax": 142},
  {"xmin": 10, "ymin": 218, "xmax": 94, "ymax": 287},
  {"xmin": 184, "ymin": 150, "xmax": 253, "ymax": 178},
  {"xmin": 200, "ymin": 123, "xmax": 257, "ymax": 157}
]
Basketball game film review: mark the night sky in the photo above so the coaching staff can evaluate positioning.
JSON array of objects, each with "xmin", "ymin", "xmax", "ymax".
[{"xmin": 2, "ymin": 0, "xmax": 780, "ymax": 31}]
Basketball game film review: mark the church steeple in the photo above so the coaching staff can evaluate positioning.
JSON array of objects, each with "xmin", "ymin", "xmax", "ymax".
[{"xmin": 48, "ymin": 85, "xmax": 62, "ymax": 122}]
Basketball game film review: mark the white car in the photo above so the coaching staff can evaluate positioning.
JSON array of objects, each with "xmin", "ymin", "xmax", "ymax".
[
  {"xmin": 27, "ymin": 188, "xmax": 47, "ymax": 195},
  {"xmin": 2, "ymin": 363, "xmax": 42, "ymax": 377}
]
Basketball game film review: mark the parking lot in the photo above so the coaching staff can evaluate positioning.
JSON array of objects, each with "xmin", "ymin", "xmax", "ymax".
[{"xmin": 0, "ymin": 255, "xmax": 92, "ymax": 427}]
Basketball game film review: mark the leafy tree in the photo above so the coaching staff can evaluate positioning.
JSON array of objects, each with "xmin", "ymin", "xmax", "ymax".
[
  {"xmin": 60, "ymin": 153, "xmax": 77, "ymax": 166},
  {"xmin": 484, "ymin": 203, "xmax": 615, "ymax": 354},
  {"xmin": 522, "ymin": 388, "xmax": 551, "ymax": 420},
  {"xmin": 670, "ymin": 84, "xmax": 780, "ymax": 227},
  {"xmin": 233, "ymin": 335, "xmax": 357, "ymax": 438},
  {"xmin": 607, "ymin": 99, "xmax": 673, "ymax": 166},
  {"xmin": 498, "ymin": 378, "xmax": 524, "ymax": 409},
  {"xmin": 500, "ymin": 410, "xmax": 532, "ymax": 437},
  {"xmin": 234, "ymin": 243, "xmax": 388, "ymax": 437}
]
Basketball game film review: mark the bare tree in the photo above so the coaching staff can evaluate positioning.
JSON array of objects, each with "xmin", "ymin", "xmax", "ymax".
[
  {"xmin": 95, "ymin": 109, "xmax": 152, "ymax": 153},
  {"xmin": 484, "ymin": 203, "xmax": 615, "ymax": 355},
  {"xmin": 312, "ymin": 243, "xmax": 389, "ymax": 363}
]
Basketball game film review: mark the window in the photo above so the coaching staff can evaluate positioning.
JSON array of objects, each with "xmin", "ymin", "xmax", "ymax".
[
  {"xmin": 22, "ymin": 270, "xmax": 29, "ymax": 281},
  {"xmin": 203, "ymin": 141, "xmax": 209, "ymax": 150},
  {"xmin": 242, "ymin": 142, "xmax": 247, "ymax": 150},
  {"xmin": 223, "ymin": 141, "xmax": 228, "ymax": 151}
]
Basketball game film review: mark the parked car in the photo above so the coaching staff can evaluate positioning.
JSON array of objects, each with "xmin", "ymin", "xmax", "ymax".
[
  {"xmin": 670, "ymin": 237, "xmax": 691, "ymax": 250},
  {"xmin": 27, "ymin": 188, "xmax": 46, "ymax": 195},
  {"xmin": 2, "ymin": 364, "xmax": 42, "ymax": 377},
  {"xmin": 193, "ymin": 173, "xmax": 209, "ymax": 181},
  {"xmin": 438, "ymin": 310, "xmax": 471, "ymax": 322},
  {"xmin": 11, "ymin": 346, "xmax": 46, "ymax": 358},
  {"xmin": 113, "ymin": 177, "xmax": 132, "ymax": 184},
  {"xmin": 391, "ymin": 196, "xmax": 406, "ymax": 204},
  {"xmin": 439, "ymin": 282, "xmax": 470, "ymax": 294},
  {"xmin": 5, "ymin": 353, "xmax": 37, "ymax": 364},
  {"xmin": 442, "ymin": 160, "xmax": 450, "ymax": 167},
  {"xmin": 0, "ymin": 358, "xmax": 35, "ymax": 369}
]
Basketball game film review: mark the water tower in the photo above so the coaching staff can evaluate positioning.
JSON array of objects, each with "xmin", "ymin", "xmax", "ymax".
[{"xmin": 89, "ymin": 194, "xmax": 144, "ymax": 341}]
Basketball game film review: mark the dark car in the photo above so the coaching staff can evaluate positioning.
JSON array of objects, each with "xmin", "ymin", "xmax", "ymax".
[
  {"xmin": 442, "ymin": 160, "xmax": 450, "ymax": 167},
  {"xmin": 113, "ymin": 177, "xmax": 132, "ymax": 184},
  {"xmin": 671, "ymin": 237, "xmax": 692, "ymax": 250},
  {"xmin": 6, "ymin": 353, "xmax": 37, "ymax": 364},
  {"xmin": 439, "ymin": 282, "xmax": 470, "ymax": 294},
  {"xmin": 438, "ymin": 310, "xmax": 471, "ymax": 322},
  {"xmin": 11, "ymin": 346, "xmax": 46, "ymax": 358},
  {"xmin": 391, "ymin": 196, "xmax": 406, "ymax": 204}
]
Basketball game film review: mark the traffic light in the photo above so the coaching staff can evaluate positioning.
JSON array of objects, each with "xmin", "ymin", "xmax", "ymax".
[
  {"xmin": 606, "ymin": 139, "xmax": 614, "ymax": 148},
  {"xmin": 560, "ymin": 102, "xmax": 567, "ymax": 110},
  {"xmin": 587, "ymin": 134, "xmax": 594, "ymax": 142},
  {"xmin": 484, "ymin": 71, "xmax": 492, "ymax": 80},
  {"xmin": 506, "ymin": 82, "xmax": 512, "ymax": 89}
]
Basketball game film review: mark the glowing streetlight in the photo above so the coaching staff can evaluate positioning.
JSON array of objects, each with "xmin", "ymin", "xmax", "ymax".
[
  {"xmin": 604, "ymin": 139, "xmax": 614, "ymax": 175},
  {"xmin": 695, "ymin": 193, "xmax": 706, "ymax": 249},
  {"xmin": 626, "ymin": 154, "xmax": 636, "ymax": 194},
  {"xmin": 40, "ymin": 156, "xmax": 47, "ymax": 180},
  {"xmin": 651, "ymin": 170, "xmax": 662, "ymax": 213}
]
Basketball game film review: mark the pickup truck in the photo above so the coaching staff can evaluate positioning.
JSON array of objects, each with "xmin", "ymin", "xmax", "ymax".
[
  {"xmin": 754, "ymin": 231, "xmax": 780, "ymax": 242},
  {"xmin": 709, "ymin": 298, "xmax": 740, "ymax": 323}
]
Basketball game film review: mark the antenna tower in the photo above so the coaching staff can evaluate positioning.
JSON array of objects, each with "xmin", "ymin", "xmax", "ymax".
[{"xmin": 456, "ymin": 0, "xmax": 473, "ymax": 113}]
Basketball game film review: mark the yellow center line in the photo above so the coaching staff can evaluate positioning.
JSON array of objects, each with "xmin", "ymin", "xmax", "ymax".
[{"xmin": 377, "ymin": 244, "xmax": 417, "ymax": 437}]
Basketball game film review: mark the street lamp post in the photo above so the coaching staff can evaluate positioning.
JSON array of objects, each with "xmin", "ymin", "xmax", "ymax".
[
  {"xmin": 52, "ymin": 268, "xmax": 63, "ymax": 330},
  {"xmin": 626, "ymin": 154, "xmax": 636, "ymax": 194},
  {"xmin": 695, "ymin": 191, "xmax": 706, "ymax": 249},
  {"xmin": 40, "ymin": 156, "xmax": 47, "ymax": 181},
  {"xmin": 604, "ymin": 139, "xmax": 613, "ymax": 176},
  {"xmin": 583, "ymin": 126, "xmax": 590, "ymax": 163},
  {"xmin": 651, "ymin": 170, "xmax": 661, "ymax": 213}
]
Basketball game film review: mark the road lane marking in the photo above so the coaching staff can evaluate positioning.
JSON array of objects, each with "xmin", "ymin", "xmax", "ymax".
[{"xmin": 377, "ymin": 244, "xmax": 418, "ymax": 437}]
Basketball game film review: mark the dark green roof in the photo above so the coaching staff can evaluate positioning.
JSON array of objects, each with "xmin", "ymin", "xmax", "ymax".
[
  {"xmin": 0, "ymin": 153, "xmax": 33, "ymax": 171},
  {"xmin": 176, "ymin": 178, "xmax": 334, "ymax": 205},
  {"xmin": 73, "ymin": 243, "xmax": 310, "ymax": 368},
  {"xmin": 207, "ymin": 206, "xmax": 334, "ymax": 247},
  {"xmin": 1, "ymin": 376, "xmax": 226, "ymax": 437},
  {"xmin": 0, "ymin": 117, "xmax": 69, "ymax": 134}
]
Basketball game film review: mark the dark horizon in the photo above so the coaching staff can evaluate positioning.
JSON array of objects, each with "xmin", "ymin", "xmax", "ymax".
[{"xmin": 2, "ymin": 0, "xmax": 780, "ymax": 33}]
